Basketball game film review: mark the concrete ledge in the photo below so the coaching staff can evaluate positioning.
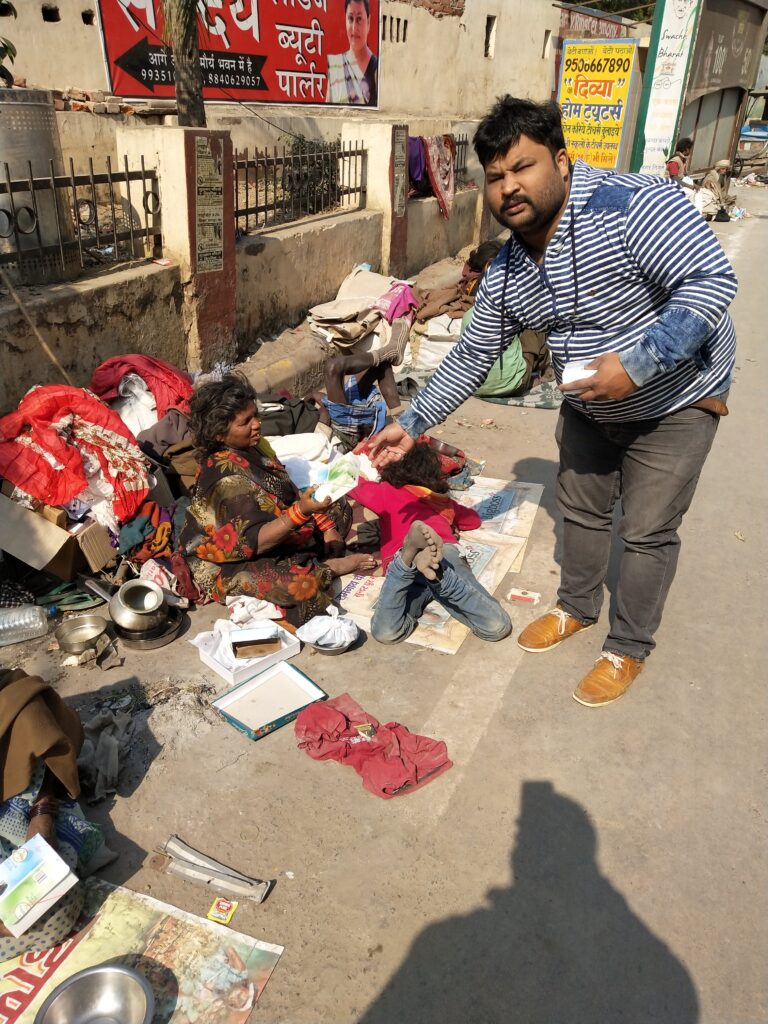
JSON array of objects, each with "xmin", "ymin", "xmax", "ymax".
[
  {"xmin": 0, "ymin": 263, "xmax": 186, "ymax": 412},
  {"xmin": 406, "ymin": 189, "xmax": 481, "ymax": 277},
  {"xmin": 236, "ymin": 209, "xmax": 384, "ymax": 350}
]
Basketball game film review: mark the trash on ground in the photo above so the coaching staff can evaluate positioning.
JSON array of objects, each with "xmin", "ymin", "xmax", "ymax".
[
  {"xmin": 207, "ymin": 897, "xmax": 239, "ymax": 925},
  {"xmin": 505, "ymin": 588, "xmax": 541, "ymax": 605},
  {"xmin": 164, "ymin": 834, "xmax": 274, "ymax": 903},
  {"xmin": 212, "ymin": 663, "xmax": 326, "ymax": 742}
]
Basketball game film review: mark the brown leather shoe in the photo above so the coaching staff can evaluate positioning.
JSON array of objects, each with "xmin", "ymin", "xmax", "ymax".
[
  {"xmin": 517, "ymin": 606, "xmax": 594, "ymax": 653},
  {"xmin": 572, "ymin": 652, "xmax": 644, "ymax": 707}
]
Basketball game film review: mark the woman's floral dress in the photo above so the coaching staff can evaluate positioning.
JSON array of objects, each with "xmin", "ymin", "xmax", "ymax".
[{"xmin": 180, "ymin": 442, "xmax": 351, "ymax": 626}]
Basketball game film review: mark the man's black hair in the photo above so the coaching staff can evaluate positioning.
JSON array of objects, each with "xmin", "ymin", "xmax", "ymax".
[
  {"xmin": 676, "ymin": 137, "xmax": 693, "ymax": 154},
  {"xmin": 473, "ymin": 96, "xmax": 566, "ymax": 168}
]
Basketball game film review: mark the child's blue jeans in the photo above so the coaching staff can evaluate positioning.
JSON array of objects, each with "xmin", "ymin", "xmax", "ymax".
[{"xmin": 371, "ymin": 544, "xmax": 512, "ymax": 645}]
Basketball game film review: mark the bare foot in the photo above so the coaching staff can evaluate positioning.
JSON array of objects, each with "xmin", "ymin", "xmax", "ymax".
[
  {"xmin": 401, "ymin": 521, "xmax": 443, "ymax": 581},
  {"xmin": 325, "ymin": 554, "xmax": 379, "ymax": 577}
]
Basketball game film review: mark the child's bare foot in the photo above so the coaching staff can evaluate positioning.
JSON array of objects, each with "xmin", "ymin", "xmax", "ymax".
[
  {"xmin": 325, "ymin": 554, "xmax": 379, "ymax": 577},
  {"xmin": 401, "ymin": 521, "xmax": 443, "ymax": 580}
]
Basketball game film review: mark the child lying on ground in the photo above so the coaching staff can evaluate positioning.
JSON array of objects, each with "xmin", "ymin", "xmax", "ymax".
[{"xmin": 349, "ymin": 444, "xmax": 511, "ymax": 644}]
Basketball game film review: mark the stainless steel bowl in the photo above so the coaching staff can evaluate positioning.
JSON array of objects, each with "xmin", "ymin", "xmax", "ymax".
[
  {"xmin": 33, "ymin": 964, "xmax": 154, "ymax": 1024},
  {"xmin": 54, "ymin": 615, "xmax": 108, "ymax": 654}
]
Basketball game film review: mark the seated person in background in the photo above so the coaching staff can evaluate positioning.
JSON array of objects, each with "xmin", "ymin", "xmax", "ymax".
[
  {"xmin": 666, "ymin": 137, "xmax": 693, "ymax": 183},
  {"xmin": 318, "ymin": 321, "xmax": 409, "ymax": 451},
  {"xmin": 0, "ymin": 669, "xmax": 113, "ymax": 962},
  {"xmin": 699, "ymin": 159, "xmax": 735, "ymax": 215},
  {"xmin": 180, "ymin": 374, "xmax": 377, "ymax": 627},
  {"xmin": 349, "ymin": 443, "xmax": 511, "ymax": 644},
  {"xmin": 464, "ymin": 241, "xmax": 550, "ymax": 399}
]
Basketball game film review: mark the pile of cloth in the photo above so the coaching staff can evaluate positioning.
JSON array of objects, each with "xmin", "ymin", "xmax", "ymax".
[
  {"xmin": 0, "ymin": 384, "xmax": 150, "ymax": 533},
  {"xmin": 308, "ymin": 268, "xmax": 419, "ymax": 352},
  {"xmin": 0, "ymin": 355, "xmax": 200, "ymax": 596}
]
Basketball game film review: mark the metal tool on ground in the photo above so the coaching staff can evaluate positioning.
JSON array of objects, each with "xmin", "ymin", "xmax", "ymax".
[{"xmin": 163, "ymin": 835, "xmax": 274, "ymax": 904}]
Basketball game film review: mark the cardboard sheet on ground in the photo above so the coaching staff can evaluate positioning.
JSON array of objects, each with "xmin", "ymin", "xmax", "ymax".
[
  {"xmin": 340, "ymin": 478, "xmax": 543, "ymax": 655},
  {"xmin": 0, "ymin": 878, "xmax": 282, "ymax": 1023}
]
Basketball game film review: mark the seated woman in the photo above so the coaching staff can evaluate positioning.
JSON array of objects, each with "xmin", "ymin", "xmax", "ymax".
[
  {"xmin": 0, "ymin": 669, "xmax": 113, "ymax": 962},
  {"xmin": 180, "ymin": 374, "xmax": 377, "ymax": 627},
  {"xmin": 349, "ymin": 444, "xmax": 511, "ymax": 644}
]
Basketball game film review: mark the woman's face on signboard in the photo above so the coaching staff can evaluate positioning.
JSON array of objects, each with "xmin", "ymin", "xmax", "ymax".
[{"xmin": 346, "ymin": 1, "xmax": 370, "ymax": 56}]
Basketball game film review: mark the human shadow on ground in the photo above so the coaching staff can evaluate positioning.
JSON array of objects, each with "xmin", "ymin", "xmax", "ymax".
[
  {"xmin": 358, "ymin": 781, "xmax": 699, "ymax": 1024},
  {"xmin": 512, "ymin": 455, "xmax": 626, "ymax": 616},
  {"xmin": 511, "ymin": 456, "xmax": 562, "ymax": 565},
  {"xmin": 68, "ymin": 675, "xmax": 163, "ymax": 887}
]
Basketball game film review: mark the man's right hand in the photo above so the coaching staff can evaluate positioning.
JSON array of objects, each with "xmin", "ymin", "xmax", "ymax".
[{"xmin": 365, "ymin": 425, "xmax": 415, "ymax": 467}]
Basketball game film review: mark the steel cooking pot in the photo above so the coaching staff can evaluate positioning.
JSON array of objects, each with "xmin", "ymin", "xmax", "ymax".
[{"xmin": 84, "ymin": 579, "xmax": 168, "ymax": 633}]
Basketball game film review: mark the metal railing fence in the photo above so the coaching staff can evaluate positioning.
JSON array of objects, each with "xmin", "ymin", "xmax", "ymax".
[
  {"xmin": 454, "ymin": 133, "xmax": 469, "ymax": 189},
  {"xmin": 0, "ymin": 156, "xmax": 162, "ymax": 285},
  {"xmin": 234, "ymin": 140, "xmax": 366, "ymax": 234}
]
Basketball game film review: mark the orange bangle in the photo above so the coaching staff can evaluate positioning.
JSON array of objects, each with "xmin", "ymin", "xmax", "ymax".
[
  {"xmin": 287, "ymin": 502, "xmax": 310, "ymax": 528},
  {"xmin": 314, "ymin": 512, "xmax": 335, "ymax": 533}
]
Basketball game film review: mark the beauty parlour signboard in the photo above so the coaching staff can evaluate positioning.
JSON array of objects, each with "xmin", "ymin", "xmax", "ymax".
[
  {"xmin": 557, "ymin": 39, "xmax": 639, "ymax": 170},
  {"xmin": 96, "ymin": 0, "xmax": 380, "ymax": 107}
]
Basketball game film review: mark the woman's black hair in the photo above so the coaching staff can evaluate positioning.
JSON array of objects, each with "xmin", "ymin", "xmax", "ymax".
[
  {"xmin": 345, "ymin": 0, "xmax": 369, "ymax": 12},
  {"xmin": 379, "ymin": 442, "xmax": 449, "ymax": 493},
  {"xmin": 189, "ymin": 372, "xmax": 257, "ymax": 453},
  {"xmin": 474, "ymin": 96, "xmax": 566, "ymax": 168}
]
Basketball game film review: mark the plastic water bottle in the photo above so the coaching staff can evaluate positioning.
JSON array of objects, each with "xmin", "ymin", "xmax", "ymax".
[{"xmin": 0, "ymin": 605, "xmax": 56, "ymax": 647}]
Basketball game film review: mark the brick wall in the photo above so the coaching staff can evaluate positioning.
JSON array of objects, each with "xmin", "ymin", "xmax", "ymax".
[{"xmin": 405, "ymin": 0, "xmax": 466, "ymax": 17}]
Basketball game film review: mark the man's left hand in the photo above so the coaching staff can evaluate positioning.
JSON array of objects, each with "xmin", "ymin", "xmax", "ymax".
[{"xmin": 560, "ymin": 352, "xmax": 638, "ymax": 402}]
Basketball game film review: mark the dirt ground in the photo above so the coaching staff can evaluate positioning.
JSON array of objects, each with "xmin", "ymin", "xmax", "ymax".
[{"xmin": 2, "ymin": 187, "xmax": 767, "ymax": 1024}]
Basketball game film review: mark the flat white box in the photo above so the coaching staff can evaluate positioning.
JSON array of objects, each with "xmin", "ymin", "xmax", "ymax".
[{"xmin": 197, "ymin": 625, "xmax": 300, "ymax": 689}]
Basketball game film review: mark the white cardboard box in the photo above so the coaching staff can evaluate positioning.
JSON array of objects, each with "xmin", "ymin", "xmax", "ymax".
[{"xmin": 196, "ymin": 625, "xmax": 300, "ymax": 689}]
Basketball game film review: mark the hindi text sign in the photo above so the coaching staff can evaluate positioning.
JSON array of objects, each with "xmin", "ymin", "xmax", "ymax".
[
  {"xmin": 558, "ymin": 40, "xmax": 638, "ymax": 171},
  {"xmin": 97, "ymin": 0, "xmax": 380, "ymax": 106}
]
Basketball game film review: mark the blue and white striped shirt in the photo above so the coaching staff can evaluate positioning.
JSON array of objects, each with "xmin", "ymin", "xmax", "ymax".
[{"xmin": 401, "ymin": 159, "xmax": 737, "ymax": 431}]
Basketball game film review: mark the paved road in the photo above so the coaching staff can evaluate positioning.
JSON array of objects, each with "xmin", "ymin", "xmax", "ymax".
[{"xmin": 21, "ymin": 189, "xmax": 766, "ymax": 1023}]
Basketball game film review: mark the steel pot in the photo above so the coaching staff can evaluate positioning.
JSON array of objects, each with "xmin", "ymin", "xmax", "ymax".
[
  {"xmin": 84, "ymin": 579, "xmax": 168, "ymax": 633},
  {"xmin": 110, "ymin": 580, "xmax": 168, "ymax": 632}
]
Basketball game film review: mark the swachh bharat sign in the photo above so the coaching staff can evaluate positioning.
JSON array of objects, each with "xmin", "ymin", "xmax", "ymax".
[
  {"xmin": 557, "ymin": 39, "xmax": 638, "ymax": 170},
  {"xmin": 96, "ymin": 0, "xmax": 380, "ymax": 106}
]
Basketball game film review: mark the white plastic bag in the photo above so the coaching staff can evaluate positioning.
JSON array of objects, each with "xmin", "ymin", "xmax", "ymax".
[{"xmin": 296, "ymin": 606, "xmax": 359, "ymax": 649}]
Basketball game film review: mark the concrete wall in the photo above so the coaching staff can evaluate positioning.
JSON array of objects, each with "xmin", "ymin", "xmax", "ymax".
[
  {"xmin": 6, "ymin": 0, "xmax": 109, "ymax": 93},
  {"xmin": 406, "ymin": 189, "xmax": 481, "ymax": 277},
  {"xmin": 5, "ymin": 0, "xmax": 559, "ymax": 124},
  {"xmin": 378, "ymin": 0, "xmax": 560, "ymax": 118},
  {"xmin": 0, "ymin": 264, "xmax": 185, "ymax": 413},
  {"xmin": 236, "ymin": 209, "xmax": 383, "ymax": 350}
]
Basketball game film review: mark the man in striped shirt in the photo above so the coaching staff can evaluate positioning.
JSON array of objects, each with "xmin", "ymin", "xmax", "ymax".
[{"xmin": 370, "ymin": 97, "xmax": 736, "ymax": 707}]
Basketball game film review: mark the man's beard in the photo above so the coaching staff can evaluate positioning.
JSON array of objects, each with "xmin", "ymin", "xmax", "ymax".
[{"xmin": 494, "ymin": 179, "xmax": 566, "ymax": 235}]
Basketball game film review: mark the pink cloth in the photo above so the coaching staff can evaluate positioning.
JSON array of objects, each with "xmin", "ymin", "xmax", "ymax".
[
  {"xmin": 90, "ymin": 355, "xmax": 193, "ymax": 419},
  {"xmin": 295, "ymin": 693, "xmax": 452, "ymax": 800},
  {"xmin": 372, "ymin": 282, "xmax": 420, "ymax": 324},
  {"xmin": 349, "ymin": 480, "xmax": 481, "ymax": 569}
]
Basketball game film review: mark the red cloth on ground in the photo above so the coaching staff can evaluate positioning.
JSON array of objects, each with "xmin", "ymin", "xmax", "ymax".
[
  {"xmin": 90, "ymin": 355, "xmax": 193, "ymax": 418},
  {"xmin": 295, "ymin": 693, "xmax": 452, "ymax": 799},
  {"xmin": 0, "ymin": 385, "xmax": 149, "ymax": 524},
  {"xmin": 348, "ymin": 480, "xmax": 481, "ymax": 570}
]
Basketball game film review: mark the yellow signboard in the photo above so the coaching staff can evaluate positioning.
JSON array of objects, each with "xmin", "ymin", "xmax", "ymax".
[{"xmin": 558, "ymin": 40, "xmax": 637, "ymax": 170}]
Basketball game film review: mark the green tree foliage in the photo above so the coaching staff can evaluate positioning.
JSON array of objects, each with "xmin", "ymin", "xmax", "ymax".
[{"xmin": 0, "ymin": 0, "xmax": 17, "ymax": 88}]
